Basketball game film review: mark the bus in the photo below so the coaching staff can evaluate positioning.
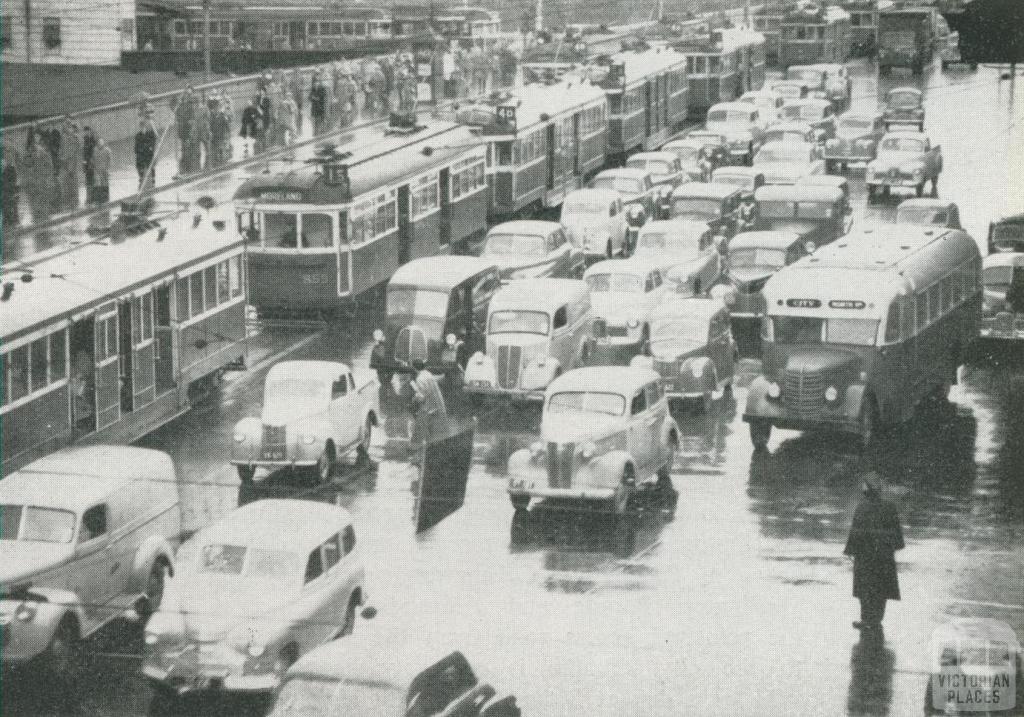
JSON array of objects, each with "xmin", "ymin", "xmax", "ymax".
[
  {"xmin": 674, "ymin": 27, "xmax": 766, "ymax": 117},
  {"xmin": 1, "ymin": 201, "xmax": 248, "ymax": 473},
  {"xmin": 744, "ymin": 225, "xmax": 981, "ymax": 449},
  {"xmin": 779, "ymin": 5, "xmax": 852, "ymax": 69},
  {"xmin": 234, "ymin": 120, "xmax": 488, "ymax": 318}
]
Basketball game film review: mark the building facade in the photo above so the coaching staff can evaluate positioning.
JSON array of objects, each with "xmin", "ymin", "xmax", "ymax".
[{"xmin": 2, "ymin": 0, "xmax": 137, "ymax": 65}]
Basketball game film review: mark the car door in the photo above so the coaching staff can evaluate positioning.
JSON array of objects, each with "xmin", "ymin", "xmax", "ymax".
[
  {"xmin": 626, "ymin": 388, "xmax": 652, "ymax": 469},
  {"xmin": 548, "ymin": 228, "xmax": 574, "ymax": 278},
  {"xmin": 710, "ymin": 312, "xmax": 735, "ymax": 384},
  {"xmin": 73, "ymin": 503, "xmax": 113, "ymax": 627},
  {"xmin": 298, "ymin": 541, "xmax": 336, "ymax": 650},
  {"xmin": 328, "ymin": 373, "xmax": 358, "ymax": 450},
  {"xmin": 644, "ymin": 382, "xmax": 667, "ymax": 466}
]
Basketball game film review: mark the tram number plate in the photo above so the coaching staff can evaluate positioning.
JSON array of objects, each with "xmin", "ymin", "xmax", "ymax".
[{"xmin": 302, "ymin": 274, "xmax": 328, "ymax": 285}]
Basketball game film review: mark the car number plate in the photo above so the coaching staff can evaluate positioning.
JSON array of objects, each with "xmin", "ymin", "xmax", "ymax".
[{"xmin": 263, "ymin": 449, "xmax": 285, "ymax": 460}]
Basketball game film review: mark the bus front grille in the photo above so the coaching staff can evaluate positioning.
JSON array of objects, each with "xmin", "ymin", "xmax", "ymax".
[
  {"xmin": 395, "ymin": 327, "xmax": 428, "ymax": 364},
  {"xmin": 497, "ymin": 345, "xmax": 523, "ymax": 390},
  {"xmin": 783, "ymin": 368, "xmax": 825, "ymax": 416},
  {"xmin": 547, "ymin": 442, "xmax": 575, "ymax": 489}
]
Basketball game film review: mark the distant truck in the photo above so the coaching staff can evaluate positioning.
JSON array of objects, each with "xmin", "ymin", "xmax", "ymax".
[{"xmin": 878, "ymin": 7, "xmax": 936, "ymax": 74}]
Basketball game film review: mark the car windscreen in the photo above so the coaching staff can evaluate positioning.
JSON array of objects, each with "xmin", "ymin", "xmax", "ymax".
[
  {"xmin": 636, "ymin": 231, "xmax": 699, "ymax": 256},
  {"xmin": 627, "ymin": 159, "xmax": 671, "ymax": 175},
  {"xmin": 992, "ymin": 224, "xmax": 1024, "ymax": 250},
  {"xmin": 489, "ymin": 310, "xmax": 549, "ymax": 335},
  {"xmin": 387, "ymin": 288, "xmax": 449, "ymax": 318},
  {"xmin": 591, "ymin": 177, "xmax": 643, "ymax": 194},
  {"xmin": 651, "ymin": 317, "xmax": 706, "ymax": 344},
  {"xmin": 586, "ymin": 273, "xmax": 644, "ymax": 293},
  {"xmin": 265, "ymin": 378, "xmax": 326, "ymax": 407},
  {"xmin": 838, "ymin": 118, "xmax": 873, "ymax": 134},
  {"xmin": 771, "ymin": 316, "xmax": 878, "ymax": 346},
  {"xmin": 667, "ymin": 145, "xmax": 699, "ymax": 161},
  {"xmin": 730, "ymin": 248, "xmax": 787, "ymax": 270},
  {"xmin": 548, "ymin": 391, "xmax": 625, "ymax": 416},
  {"xmin": 788, "ymin": 69, "xmax": 824, "ymax": 85},
  {"xmin": 898, "ymin": 208, "xmax": 947, "ymax": 225},
  {"xmin": 888, "ymin": 91, "xmax": 920, "ymax": 108},
  {"xmin": 484, "ymin": 233, "xmax": 547, "ymax": 257},
  {"xmin": 707, "ymin": 109, "xmax": 753, "ymax": 124},
  {"xmin": 564, "ymin": 198, "xmax": 609, "ymax": 217},
  {"xmin": 880, "ymin": 136, "xmax": 924, "ymax": 153},
  {"xmin": 757, "ymin": 145, "xmax": 808, "ymax": 163},
  {"xmin": 0, "ymin": 504, "xmax": 76, "ymax": 543},
  {"xmin": 196, "ymin": 544, "xmax": 299, "ymax": 579},
  {"xmin": 785, "ymin": 105, "xmax": 824, "ymax": 121},
  {"xmin": 671, "ymin": 199, "xmax": 722, "ymax": 217}
]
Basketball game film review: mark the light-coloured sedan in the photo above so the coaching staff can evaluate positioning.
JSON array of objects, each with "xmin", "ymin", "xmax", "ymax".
[{"xmin": 632, "ymin": 219, "xmax": 723, "ymax": 296}]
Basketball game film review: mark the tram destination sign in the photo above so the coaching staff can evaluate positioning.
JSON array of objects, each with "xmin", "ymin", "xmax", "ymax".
[
  {"xmin": 258, "ymin": 190, "xmax": 305, "ymax": 202},
  {"xmin": 496, "ymin": 105, "xmax": 517, "ymax": 129}
]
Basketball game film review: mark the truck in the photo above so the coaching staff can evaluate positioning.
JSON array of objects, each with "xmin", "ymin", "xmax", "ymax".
[
  {"xmin": 878, "ymin": 6, "xmax": 936, "ymax": 74},
  {"xmin": 866, "ymin": 131, "xmax": 943, "ymax": 202}
]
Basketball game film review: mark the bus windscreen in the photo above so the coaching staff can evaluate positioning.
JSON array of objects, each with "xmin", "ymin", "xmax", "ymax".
[{"xmin": 772, "ymin": 316, "xmax": 879, "ymax": 346}]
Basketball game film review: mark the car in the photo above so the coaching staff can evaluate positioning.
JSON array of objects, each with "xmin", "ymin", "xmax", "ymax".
[
  {"xmin": 142, "ymin": 499, "xmax": 365, "ymax": 704},
  {"xmin": 231, "ymin": 361, "xmax": 379, "ymax": 484},
  {"xmin": 791, "ymin": 63, "xmax": 853, "ymax": 109},
  {"xmin": 721, "ymin": 231, "xmax": 808, "ymax": 322},
  {"xmin": 866, "ymin": 130, "xmax": 942, "ymax": 202},
  {"xmin": 464, "ymin": 279, "xmax": 594, "ymax": 402},
  {"xmin": 685, "ymin": 129, "xmax": 734, "ymax": 166},
  {"xmin": 666, "ymin": 182, "xmax": 745, "ymax": 239},
  {"xmin": 980, "ymin": 252, "xmax": 1024, "ymax": 341},
  {"xmin": 506, "ymin": 366, "xmax": 680, "ymax": 528},
  {"xmin": 881, "ymin": 87, "xmax": 925, "ymax": 131},
  {"xmin": 633, "ymin": 296, "xmax": 737, "ymax": 407},
  {"xmin": 632, "ymin": 219, "xmax": 724, "ymax": 296},
  {"xmin": 711, "ymin": 166, "xmax": 767, "ymax": 201},
  {"xmin": 481, "ymin": 221, "xmax": 584, "ymax": 281},
  {"xmin": 1, "ymin": 447, "xmax": 181, "ymax": 685},
  {"xmin": 584, "ymin": 258, "xmax": 671, "ymax": 364},
  {"xmin": 785, "ymin": 64, "xmax": 828, "ymax": 96},
  {"xmin": 704, "ymin": 101, "xmax": 767, "ymax": 164},
  {"xmin": 763, "ymin": 120, "xmax": 821, "ymax": 148},
  {"xmin": 795, "ymin": 173, "xmax": 851, "ymax": 210},
  {"xmin": 823, "ymin": 111, "xmax": 886, "ymax": 171},
  {"xmin": 753, "ymin": 140, "xmax": 827, "ymax": 186},
  {"xmin": 626, "ymin": 151, "xmax": 689, "ymax": 218},
  {"xmin": 771, "ymin": 79, "xmax": 811, "ymax": 103},
  {"xmin": 754, "ymin": 184, "xmax": 851, "ymax": 253},
  {"xmin": 778, "ymin": 98, "xmax": 837, "ymax": 141},
  {"xmin": 923, "ymin": 619, "xmax": 1023, "ymax": 714},
  {"xmin": 895, "ymin": 198, "xmax": 962, "ymax": 229},
  {"xmin": 663, "ymin": 137, "xmax": 724, "ymax": 182},
  {"xmin": 989, "ymin": 212, "xmax": 1024, "ymax": 254},
  {"xmin": 589, "ymin": 167, "xmax": 659, "ymax": 219},
  {"xmin": 560, "ymin": 188, "xmax": 630, "ymax": 260},
  {"xmin": 269, "ymin": 632, "xmax": 520, "ymax": 717},
  {"xmin": 739, "ymin": 89, "xmax": 786, "ymax": 124},
  {"xmin": 370, "ymin": 256, "xmax": 501, "ymax": 382}
]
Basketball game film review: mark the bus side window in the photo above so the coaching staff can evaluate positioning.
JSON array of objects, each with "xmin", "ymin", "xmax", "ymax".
[{"xmin": 885, "ymin": 300, "xmax": 901, "ymax": 343}]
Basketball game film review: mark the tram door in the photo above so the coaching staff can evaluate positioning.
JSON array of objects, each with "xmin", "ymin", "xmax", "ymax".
[
  {"xmin": 154, "ymin": 286, "xmax": 175, "ymax": 395},
  {"xmin": 117, "ymin": 301, "xmax": 134, "ymax": 414},
  {"xmin": 93, "ymin": 305, "xmax": 120, "ymax": 430},
  {"xmin": 398, "ymin": 185, "xmax": 412, "ymax": 265},
  {"xmin": 439, "ymin": 168, "xmax": 452, "ymax": 250},
  {"xmin": 289, "ymin": 21, "xmax": 305, "ymax": 49},
  {"xmin": 131, "ymin": 292, "xmax": 157, "ymax": 410},
  {"xmin": 546, "ymin": 124, "xmax": 557, "ymax": 190},
  {"xmin": 70, "ymin": 318, "xmax": 97, "ymax": 434}
]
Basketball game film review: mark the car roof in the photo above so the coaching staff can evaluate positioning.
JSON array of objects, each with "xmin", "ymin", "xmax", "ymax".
[
  {"xmin": 983, "ymin": 252, "xmax": 1024, "ymax": 270},
  {"xmin": 755, "ymin": 184, "xmax": 845, "ymax": 202},
  {"xmin": 713, "ymin": 166, "xmax": 764, "ymax": 178},
  {"xmin": 639, "ymin": 218, "xmax": 713, "ymax": 234},
  {"xmin": 741, "ymin": 89, "xmax": 780, "ymax": 99},
  {"xmin": 664, "ymin": 137, "xmax": 702, "ymax": 148},
  {"xmin": 565, "ymin": 187, "xmax": 620, "ymax": 202},
  {"xmin": 192, "ymin": 499, "xmax": 352, "ymax": 551},
  {"xmin": 490, "ymin": 278, "xmax": 589, "ymax": 310},
  {"xmin": 1, "ymin": 446, "xmax": 174, "ymax": 511},
  {"xmin": 881, "ymin": 129, "xmax": 928, "ymax": 140},
  {"xmin": 773, "ymin": 78, "xmax": 808, "ymax": 87},
  {"xmin": 628, "ymin": 151, "xmax": 678, "ymax": 163},
  {"xmin": 838, "ymin": 110, "xmax": 883, "ymax": 121},
  {"xmin": 547, "ymin": 366, "xmax": 661, "ymax": 396},
  {"xmin": 796, "ymin": 174, "xmax": 848, "ymax": 189},
  {"xmin": 897, "ymin": 198, "xmax": 954, "ymax": 213},
  {"xmin": 708, "ymin": 101, "xmax": 757, "ymax": 113},
  {"xmin": 584, "ymin": 255, "xmax": 663, "ymax": 276},
  {"xmin": 671, "ymin": 182, "xmax": 741, "ymax": 200},
  {"xmin": 389, "ymin": 256, "xmax": 497, "ymax": 290},
  {"xmin": 728, "ymin": 230, "xmax": 803, "ymax": 250},
  {"xmin": 785, "ymin": 98, "xmax": 832, "ymax": 109},
  {"xmin": 488, "ymin": 220, "xmax": 561, "ymax": 236},
  {"xmin": 653, "ymin": 295, "xmax": 728, "ymax": 322},
  {"xmin": 267, "ymin": 360, "xmax": 350, "ymax": 381},
  {"xmin": 930, "ymin": 618, "xmax": 1022, "ymax": 649},
  {"xmin": 595, "ymin": 167, "xmax": 649, "ymax": 180}
]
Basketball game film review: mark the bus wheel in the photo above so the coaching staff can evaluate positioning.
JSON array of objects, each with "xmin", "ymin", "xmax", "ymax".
[
  {"xmin": 859, "ymin": 399, "xmax": 879, "ymax": 450},
  {"xmin": 750, "ymin": 420, "xmax": 771, "ymax": 450}
]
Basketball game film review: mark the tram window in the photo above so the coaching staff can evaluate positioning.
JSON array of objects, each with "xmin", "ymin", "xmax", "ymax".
[
  {"xmin": 354, "ymin": 23, "xmax": 366, "ymax": 36},
  {"xmin": 916, "ymin": 291, "xmax": 928, "ymax": 329},
  {"xmin": 264, "ymin": 212, "xmax": 298, "ymax": 248},
  {"xmin": 50, "ymin": 330, "xmax": 66, "ymax": 382},
  {"xmin": 496, "ymin": 142, "xmax": 512, "ymax": 166},
  {"xmin": 176, "ymin": 278, "xmax": 190, "ymax": 321},
  {"xmin": 8, "ymin": 347, "xmax": 28, "ymax": 402},
  {"xmin": 885, "ymin": 301, "xmax": 902, "ymax": 343},
  {"xmin": 190, "ymin": 272, "xmax": 204, "ymax": 316},
  {"xmin": 132, "ymin": 300, "xmax": 142, "ymax": 345},
  {"xmin": 344, "ymin": 22, "xmax": 354, "ymax": 35},
  {"xmin": 29, "ymin": 339, "xmax": 48, "ymax": 393},
  {"xmin": 104, "ymin": 317, "xmax": 117, "ymax": 359},
  {"xmin": 217, "ymin": 262, "xmax": 230, "ymax": 304},
  {"xmin": 229, "ymin": 257, "xmax": 243, "ymax": 297},
  {"xmin": 302, "ymin": 213, "xmax": 333, "ymax": 248},
  {"xmin": 204, "ymin": 266, "xmax": 217, "ymax": 310},
  {"xmin": 708, "ymin": 56, "xmax": 721, "ymax": 73}
]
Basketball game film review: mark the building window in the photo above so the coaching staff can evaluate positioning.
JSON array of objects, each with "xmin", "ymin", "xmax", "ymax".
[
  {"xmin": 42, "ymin": 17, "xmax": 61, "ymax": 50},
  {"xmin": 2, "ymin": 17, "xmax": 12, "ymax": 49}
]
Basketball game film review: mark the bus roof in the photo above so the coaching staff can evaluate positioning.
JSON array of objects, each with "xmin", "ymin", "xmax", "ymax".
[{"xmin": 389, "ymin": 256, "xmax": 497, "ymax": 291}]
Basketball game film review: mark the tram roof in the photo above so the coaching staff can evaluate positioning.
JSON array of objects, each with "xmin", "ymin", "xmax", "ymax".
[
  {"xmin": 605, "ymin": 46, "xmax": 686, "ymax": 88},
  {"xmin": 0, "ymin": 199, "xmax": 241, "ymax": 348},
  {"xmin": 389, "ymin": 256, "xmax": 497, "ymax": 290},
  {"xmin": 234, "ymin": 121, "xmax": 483, "ymax": 205},
  {"xmin": 455, "ymin": 78, "xmax": 607, "ymax": 134}
]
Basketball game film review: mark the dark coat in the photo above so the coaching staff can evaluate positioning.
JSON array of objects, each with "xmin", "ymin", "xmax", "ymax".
[
  {"xmin": 240, "ymin": 105, "xmax": 262, "ymax": 138},
  {"xmin": 844, "ymin": 494, "xmax": 904, "ymax": 601},
  {"xmin": 134, "ymin": 128, "xmax": 158, "ymax": 172}
]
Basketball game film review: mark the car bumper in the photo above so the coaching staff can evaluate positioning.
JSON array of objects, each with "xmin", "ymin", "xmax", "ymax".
[
  {"xmin": 508, "ymin": 478, "xmax": 615, "ymax": 502},
  {"xmin": 143, "ymin": 649, "xmax": 281, "ymax": 694},
  {"xmin": 869, "ymin": 176, "xmax": 924, "ymax": 187},
  {"xmin": 824, "ymin": 148, "xmax": 874, "ymax": 161},
  {"xmin": 463, "ymin": 382, "xmax": 545, "ymax": 402}
]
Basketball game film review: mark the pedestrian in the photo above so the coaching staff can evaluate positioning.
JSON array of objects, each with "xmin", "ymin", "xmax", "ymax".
[
  {"xmin": 18, "ymin": 128, "xmax": 56, "ymax": 223},
  {"xmin": 196, "ymin": 93, "xmax": 212, "ymax": 169},
  {"xmin": 2, "ymin": 148, "xmax": 21, "ymax": 230},
  {"xmin": 82, "ymin": 125, "xmax": 98, "ymax": 202},
  {"xmin": 134, "ymin": 119, "xmax": 158, "ymax": 190},
  {"xmin": 410, "ymin": 358, "xmax": 448, "ymax": 447},
  {"xmin": 310, "ymin": 73, "xmax": 328, "ymax": 135},
  {"xmin": 257, "ymin": 88, "xmax": 273, "ymax": 151},
  {"xmin": 844, "ymin": 472, "xmax": 905, "ymax": 631},
  {"xmin": 280, "ymin": 93, "xmax": 298, "ymax": 145},
  {"xmin": 336, "ymin": 71, "xmax": 355, "ymax": 128},
  {"xmin": 209, "ymin": 100, "xmax": 232, "ymax": 166},
  {"xmin": 240, "ymin": 97, "xmax": 263, "ymax": 157},
  {"xmin": 738, "ymin": 194, "xmax": 756, "ymax": 232},
  {"xmin": 90, "ymin": 137, "xmax": 112, "ymax": 205},
  {"xmin": 57, "ymin": 118, "xmax": 83, "ymax": 211},
  {"xmin": 174, "ymin": 86, "xmax": 196, "ymax": 174},
  {"xmin": 289, "ymin": 70, "xmax": 304, "ymax": 133}
]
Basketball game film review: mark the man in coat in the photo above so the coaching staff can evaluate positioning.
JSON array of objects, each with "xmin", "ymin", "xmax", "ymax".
[
  {"xmin": 410, "ymin": 359, "xmax": 448, "ymax": 446},
  {"xmin": 134, "ymin": 119, "xmax": 158, "ymax": 190},
  {"xmin": 90, "ymin": 137, "xmax": 112, "ymax": 206},
  {"xmin": 844, "ymin": 472, "xmax": 905, "ymax": 630}
]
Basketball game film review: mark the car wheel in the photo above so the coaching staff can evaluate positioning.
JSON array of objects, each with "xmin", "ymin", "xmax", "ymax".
[
  {"xmin": 613, "ymin": 464, "xmax": 635, "ymax": 516},
  {"xmin": 750, "ymin": 419, "xmax": 771, "ymax": 450},
  {"xmin": 339, "ymin": 595, "xmax": 358, "ymax": 637},
  {"xmin": 145, "ymin": 558, "xmax": 170, "ymax": 616},
  {"xmin": 317, "ymin": 443, "xmax": 336, "ymax": 483},
  {"xmin": 657, "ymin": 434, "xmax": 678, "ymax": 482},
  {"xmin": 44, "ymin": 620, "xmax": 83, "ymax": 691},
  {"xmin": 237, "ymin": 465, "xmax": 255, "ymax": 483},
  {"xmin": 356, "ymin": 416, "xmax": 373, "ymax": 467},
  {"xmin": 915, "ymin": 182, "xmax": 925, "ymax": 198}
]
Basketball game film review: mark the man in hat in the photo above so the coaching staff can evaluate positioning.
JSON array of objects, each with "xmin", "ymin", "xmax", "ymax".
[
  {"xmin": 410, "ymin": 358, "xmax": 448, "ymax": 446},
  {"xmin": 844, "ymin": 472, "xmax": 905, "ymax": 630}
]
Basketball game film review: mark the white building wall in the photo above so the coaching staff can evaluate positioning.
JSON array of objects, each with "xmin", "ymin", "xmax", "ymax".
[{"xmin": 2, "ymin": 0, "xmax": 137, "ymax": 65}]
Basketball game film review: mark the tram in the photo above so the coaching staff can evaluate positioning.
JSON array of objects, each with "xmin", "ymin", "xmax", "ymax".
[
  {"xmin": 840, "ymin": 0, "xmax": 893, "ymax": 56},
  {"xmin": 447, "ymin": 77, "xmax": 609, "ymax": 218},
  {"xmin": 234, "ymin": 120, "xmax": 488, "ymax": 318},
  {"xmin": 673, "ymin": 27, "xmax": 767, "ymax": 117},
  {"xmin": 1, "ymin": 202, "xmax": 248, "ymax": 473},
  {"xmin": 753, "ymin": 2, "xmax": 787, "ymax": 65},
  {"xmin": 778, "ymin": 4, "xmax": 852, "ymax": 69}
]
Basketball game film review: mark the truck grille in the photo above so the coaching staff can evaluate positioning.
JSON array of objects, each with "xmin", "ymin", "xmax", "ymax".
[
  {"xmin": 496, "ymin": 345, "xmax": 523, "ymax": 390},
  {"xmin": 782, "ymin": 368, "xmax": 825, "ymax": 417},
  {"xmin": 395, "ymin": 327, "xmax": 428, "ymax": 364},
  {"xmin": 546, "ymin": 442, "xmax": 575, "ymax": 489}
]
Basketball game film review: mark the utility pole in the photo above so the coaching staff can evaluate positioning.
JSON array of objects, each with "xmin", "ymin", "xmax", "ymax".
[
  {"xmin": 24, "ymin": 0, "xmax": 32, "ymax": 64},
  {"xmin": 535, "ymin": 0, "xmax": 542, "ymax": 33},
  {"xmin": 657, "ymin": 0, "xmax": 664, "ymax": 21},
  {"xmin": 202, "ymin": 0, "xmax": 211, "ymax": 81}
]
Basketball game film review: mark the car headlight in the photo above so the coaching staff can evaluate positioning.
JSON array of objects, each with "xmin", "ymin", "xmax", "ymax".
[
  {"xmin": 373, "ymin": 328, "xmax": 384, "ymax": 343},
  {"xmin": 825, "ymin": 386, "xmax": 839, "ymax": 402},
  {"xmin": 626, "ymin": 318, "xmax": 640, "ymax": 329},
  {"xmin": 767, "ymin": 382, "xmax": 781, "ymax": 399},
  {"xmin": 248, "ymin": 643, "xmax": 266, "ymax": 658},
  {"xmin": 233, "ymin": 432, "xmax": 247, "ymax": 443},
  {"xmin": 302, "ymin": 435, "xmax": 316, "ymax": 445},
  {"xmin": 15, "ymin": 603, "xmax": 36, "ymax": 622},
  {"xmin": 446, "ymin": 333, "xmax": 457, "ymax": 347},
  {"xmin": 580, "ymin": 441, "xmax": 597, "ymax": 460},
  {"xmin": 144, "ymin": 632, "xmax": 160, "ymax": 646},
  {"xmin": 690, "ymin": 361, "xmax": 705, "ymax": 379}
]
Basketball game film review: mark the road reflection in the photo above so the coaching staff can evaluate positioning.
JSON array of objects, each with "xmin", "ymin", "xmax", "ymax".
[{"xmin": 846, "ymin": 628, "xmax": 896, "ymax": 717}]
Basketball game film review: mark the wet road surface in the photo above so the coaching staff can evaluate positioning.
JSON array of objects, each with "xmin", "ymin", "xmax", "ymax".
[{"xmin": 4, "ymin": 57, "xmax": 1024, "ymax": 716}]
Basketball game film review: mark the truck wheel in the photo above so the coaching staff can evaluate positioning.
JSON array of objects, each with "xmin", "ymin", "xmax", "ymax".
[
  {"xmin": 317, "ymin": 443, "xmax": 336, "ymax": 483},
  {"xmin": 750, "ymin": 419, "xmax": 771, "ymax": 450}
]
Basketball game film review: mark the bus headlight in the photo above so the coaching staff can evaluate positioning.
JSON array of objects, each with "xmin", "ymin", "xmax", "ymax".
[
  {"xmin": 825, "ymin": 386, "xmax": 839, "ymax": 402},
  {"xmin": 580, "ymin": 441, "xmax": 597, "ymax": 460},
  {"xmin": 767, "ymin": 382, "xmax": 781, "ymax": 399},
  {"xmin": 373, "ymin": 329, "xmax": 385, "ymax": 343}
]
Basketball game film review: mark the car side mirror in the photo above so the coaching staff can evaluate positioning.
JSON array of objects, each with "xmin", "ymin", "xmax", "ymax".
[{"xmin": 361, "ymin": 605, "xmax": 378, "ymax": 620}]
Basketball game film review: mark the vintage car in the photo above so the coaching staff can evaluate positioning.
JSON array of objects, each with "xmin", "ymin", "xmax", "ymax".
[
  {"xmin": 753, "ymin": 140, "xmax": 827, "ymax": 185},
  {"xmin": 866, "ymin": 131, "xmax": 943, "ymax": 202},
  {"xmin": 584, "ymin": 258, "xmax": 670, "ymax": 364},
  {"xmin": 370, "ymin": 256, "xmax": 501, "ymax": 381},
  {"xmin": 778, "ymin": 98, "xmax": 837, "ymax": 141},
  {"xmin": 881, "ymin": 87, "xmax": 925, "ymax": 130},
  {"xmin": 895, "ymin": 198, "xmax": 962, "ymax": 229},
  {"xmin": 711, "ymin": 166, "xmax": 767, "ymax": 202},
  {"xmin": 739, "ymin": 89, "xmax": 786, "ymax": 124},
  {"xmin": 505, "ymin": 366, "xmax": 680, "ymax": 523},
  {"xmin": 989, "ymin": 212, "xmax": 1024, "ymax": 254},
  {"xmin": 771, "ymin": 79, "xmax": 811, "ymax": 103},
  {"xmin": 704, "ymin": 101, "xmax": 767, "ymax": 164},
  {"xmin": 790, "ymin": 63, "xmax": 853, "ymax": 109},
  {"xmin": 980, "ymin": 252, "xmax": 1024, "ymax": 342},
  {"xmin": 763, "ymin": 120, "xmax": 821, "ymax": 148},
  {"xmin": 0, "ymin": 447, "xmax": 180, "ymax": 686},
  {"xmin": 784, "ymin": 64, "xmax": 828, "ymax": 96},
  {"xmin": 796, "ymin": 173, "xmax": 851, "ymax": 209},
  {"xmin": 663, "ymin": 137, "xmax": 727, "ymax": 182},
  {"xmin": 923, "ymin": 618, "xmax": 1023, "ymax": 714},
  {"xmin": 721, "ymin": 231, "xmax": 807, "ymax": 321},
  {"xmin": 589, "ymin": 167, "xmax": 659, "ymax": 219},
  {"xmin": 685, "ymin": 129, "xmax": 734, "ymax": 166},
  {"xmin": 232, "ymin": 361, "xmax": 379, "ymax": 484},
  {"xmin": 754, "ymin": 184, "xmax": 850, "ymax": 253},
  {"xmin": 823, "ymin": 112, "xmax": 886, "ymax": 171},
  {"xmin": 481, "ymin": 220, "xmax": 584, "ymax": 281},
  {"xmin": 632, "ymin": 219, "xmax": 724, "ymax": 296},
  {"xmin": 560, "ymin": 188, "xmax": 630, "ymax": 260},
  {"xmin": 464, "ymin": 279, "xmax": 594, "ymax": 402},
  {"xmin": 626, "ymin": 151, "xmax": 689, "ymax": 218},
  {"xmin": 667, "ymin": 182, "xmax": 745, "ymax": 240},
  {"xmin": 142, "ymin": 499, "xmax": 365, "ymax": 704},
  {"xmin": 632, "ymin": 296, "xmax": 737, "ymax": 406},
  {"xmin": 269, "ymin": 632, "xmax": 519, "ymax": 717}
]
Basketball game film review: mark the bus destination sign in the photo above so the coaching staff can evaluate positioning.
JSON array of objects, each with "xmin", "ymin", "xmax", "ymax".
[
  {"xmin": 829, "ymin": 300, "xmax": 866, "ymax": 309},
  {"xmin": 786, "ymin": 298, "xmax": 821, "ymax": 308}
]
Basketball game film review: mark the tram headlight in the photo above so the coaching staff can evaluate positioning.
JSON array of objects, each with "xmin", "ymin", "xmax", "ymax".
[
  {"xmin": 767, "ymin": 381, "xmax": 781, "ymax": 399},
  {"xmin": 373, "ymin": 329, "xmax": 384, "ymax": 343},
  {"xmin": 825, "ymin": 386, "xmax": 839, "ymax": 402}
]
